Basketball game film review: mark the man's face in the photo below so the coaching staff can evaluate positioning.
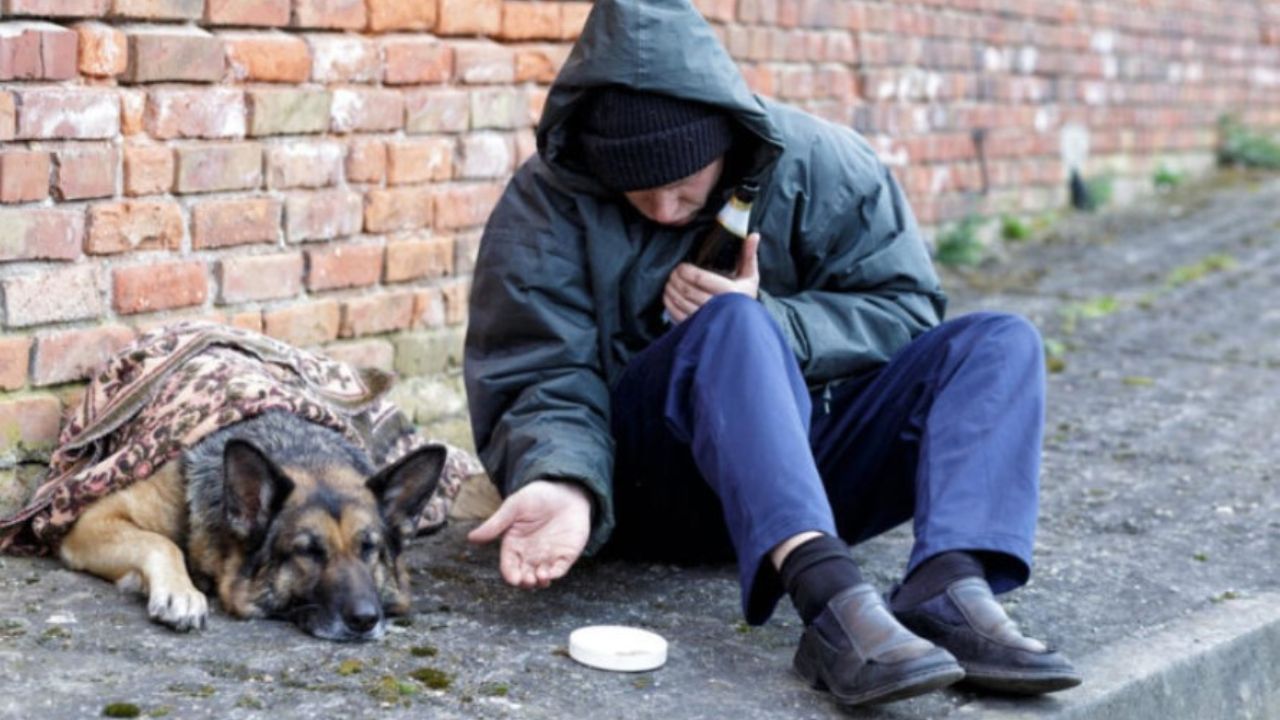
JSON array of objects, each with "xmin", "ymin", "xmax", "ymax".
[{"xmin": 623, "ymin": 157, "xmax": 725, "ymax": 227}]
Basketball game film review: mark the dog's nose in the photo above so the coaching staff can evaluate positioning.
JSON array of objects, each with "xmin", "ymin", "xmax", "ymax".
[{"xmin": 345, "ymin": 600, "xmax": 381, "ymax": 633}]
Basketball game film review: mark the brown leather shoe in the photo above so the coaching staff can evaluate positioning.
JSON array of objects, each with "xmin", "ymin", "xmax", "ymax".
[
  {"xmin": 793, "ymin": 583, "xmax": 965, "ymax": 706},
  {"xmin": 893, "ymin": 577, "xmax": 1083, "ymax": 694}
]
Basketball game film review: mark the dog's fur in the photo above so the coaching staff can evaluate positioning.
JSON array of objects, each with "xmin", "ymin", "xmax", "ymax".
[{"xmin": 58, "ymin": 411, "xmax": 444, "ymax": 641}]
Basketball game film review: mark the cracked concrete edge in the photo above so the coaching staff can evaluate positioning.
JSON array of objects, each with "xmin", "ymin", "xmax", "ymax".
[{"xmin": 954, "ymin": 591, "xmax": 1280, "ymax": 720}]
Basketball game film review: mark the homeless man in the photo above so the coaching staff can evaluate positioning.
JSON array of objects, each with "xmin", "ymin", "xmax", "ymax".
[{"xmin": 463, "ymin": 0, "xmax": 1080, "ymax": 706}]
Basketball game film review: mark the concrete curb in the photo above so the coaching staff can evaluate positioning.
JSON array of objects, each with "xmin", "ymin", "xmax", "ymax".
[{"xmin": 955, "ymin": 592, "xmax": 1280, "ymax": 719}]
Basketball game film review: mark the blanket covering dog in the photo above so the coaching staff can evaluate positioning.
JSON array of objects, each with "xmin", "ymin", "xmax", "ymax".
[{"xmin": 0, "ymin": 321, "xmax": 482, "ymax": 555}]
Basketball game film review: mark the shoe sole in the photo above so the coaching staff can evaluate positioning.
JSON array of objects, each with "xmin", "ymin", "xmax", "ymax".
[
  {"xmin": 794, "ymin": 649, "xmax": 966, "ymax": 706},
  {"xmin": 960, "ymin": 666, "xmax": 1083, "ymax": 695}
]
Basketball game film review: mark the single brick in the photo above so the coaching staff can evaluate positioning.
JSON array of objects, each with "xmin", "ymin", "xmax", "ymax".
[
  {"xmin": 306, "ymin": 243, "xmax": 383, "ymax": 291},
  {"xmin": 0, "ymin": 21, "xmax": 77, "ymax": 81},
  {"xmin": 382, "ymin": 37, "xmax": 452, "ymax": 85},
  {"xmin": 0, "ymin": 24, "xmax": 44, "ymax": 80},
  {"xmin": 206, "ymin": 0, "xmax": 290, "ymax": 26},
  {"xmin": 330, "ymin": 88, "xmax": 404, "ymax": 133},
  {"xmin": 113, "ymin": 260, "xmax": 208, "ymax": 314},
  {"xmin": 75, "ymin": 21, "xmax": 127, "ymax": 76},
  {"xmin": 145, "ymin": 87, "xmax": 246, "ymax": 139},
  {"xmin": 306, "ymin": 33, "xmax": 378, "ymax": 82},
  {"xmin": 262, "ymin": 299, "xmax": 340, "ymax": 347},
  {"xmin": 223, "ymin": 31, "xmax": 311, "ymax": 83},
  {"xmin": 14, "ymin": 88, "xmax": 119, "ymax": 140},
  {"xmin": 435, "ymin": 0, "xmax": 501, "ymax": 36},
  {"xmin": 218, "ymin": 252, "xmax": 303, "ymax": 303},
  {"xmin": 191, "ymin": 196, "xmax": 281, "ymax": 248},
  {"xmin": 340, "ymin": 292, "xmax": 414, "ymax": 338},
  {"xmin": 0, "ymin": 394, "xmax": 61, "ymax": 455},
  {"xmin": 404, "ymin": 88, "xmax": 469, "ymax": 133},
  {"xmin": 54, "ymin": 146, "xmax": 118, "ymax": 201},
  {"xmin": 123, "ymin": 26, "xmax": 223, "ymax": 83},
  {"xmin": 6, "ymin": 0, "xmax": 109, "ymax": 16},
  {"xmin": 0, "ymin": 207, "xmax": 82, "ymax": 261},
  {"xmin": 453, "ymin": 40, "xmax": 515, "ymax": 84},
  {"xmin": 346, "ymin": 139, "xmax": 385, "ymax": 183},
  {"xmin": 247, "ymin": 89, "xmax": 331, "ymax": 136},
  {"xmin": 110, "ymin": 0, "xmax": 204, "ymax": 20},
  {"xmin": 0, "ymin": 336, "xmax": 31, "ymax": 391},
  {"xmin": 174, "ymin": 142, "xmax": 262, "ymax": 194},
  {"xmin": 3, "ymin": 265, "xmax": 102, "ymax": 328},
  {"xmin": 515, "ymin": 44, "xmax": 570, "ymax": 83},
  {"xmin": 470, "ymin": 87, "xmax": 524, "ymax": 129},
  {"xmin": 293, "ymin": 0, "xmax": 366, "ymax": 29},
  {"xmin": 284, "ymin": 189, "xmax": 363, "ymax": 242},
  {"xmin": 457, "ymin": 132, "xmax": 512, "ymax": 178},
  {"xmin": 368, "ymin": 0, "xmax": 435, "ymax": 31},
  {"xmin": 31, "ymin": 325, "xmax": 133, "ymax": 387},
  {"xmin": 86, "ymin": 200, "xmax": 182, "ymax": 254},
  {"xmin": 384, "ymin": 236, "xmax": 453, "ymax": 282},
  {"xmin": 387, "ymin": 138, "xmax": 453, "ymax": 185},
  {"xmin": 500, "ymin": 1, "xmax": 561, "ymax": 41},
  {"xmin": 364, "ymin": 186, "xmax": 434, "ymax": 233},
  {"xmin": 123, "ymin": 145, "xmax": 173, "ymax": 196},
  {"xmin": 266, "ymin": 141, "xmax": 343, "ymax": 189},
  {"xmin": 0, "ymin": 150, "xmax": 50, "ymax": 203},
  {"xmin": 322, "ymin": 338, "xmax": 394, "ymax": 373},
  {"xmin": 433, "ymin": 183, "xmax": 502, "ymax": 230}
]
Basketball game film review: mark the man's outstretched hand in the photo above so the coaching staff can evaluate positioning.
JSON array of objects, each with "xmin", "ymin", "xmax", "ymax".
[{"xmin": 466, "ymin": 479, "xmax": 591, "ymax": 589}]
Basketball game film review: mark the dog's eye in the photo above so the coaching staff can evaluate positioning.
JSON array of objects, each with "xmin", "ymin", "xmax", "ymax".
[
  {"xmin": 359, "ymin": 537, "xmax": 381, "ymax": 560},
  {"xmin": 291, "ymin": 538, "xmax": 326, "ymax": 562}
]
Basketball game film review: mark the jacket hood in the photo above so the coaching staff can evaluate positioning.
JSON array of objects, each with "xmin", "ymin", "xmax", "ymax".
[{"xmin": 536, "ymin": 0, "xmax": 784, "ymax": 191}]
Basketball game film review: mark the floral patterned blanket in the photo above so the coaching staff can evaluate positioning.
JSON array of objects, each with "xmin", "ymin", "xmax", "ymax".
[{"xmin": 0, "ymin": 321, "xmax": 481, "ymax": 556}]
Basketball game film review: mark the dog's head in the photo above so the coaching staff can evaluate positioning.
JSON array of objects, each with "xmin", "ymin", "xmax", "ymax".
[{"xmin": 219, "ymin": 440, "xmax": 445, "ymax": 641}]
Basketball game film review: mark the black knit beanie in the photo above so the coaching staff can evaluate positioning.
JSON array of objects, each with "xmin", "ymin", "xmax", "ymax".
[{"xmin": 579, "ymin": 86, "xmax": 734, "ymax": 192}]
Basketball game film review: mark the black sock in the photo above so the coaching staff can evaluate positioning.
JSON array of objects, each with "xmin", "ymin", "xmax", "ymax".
[
  {"xmin": 889, "ymin": 551, "xmax": 985, "ymax": 612},
  {"xmin": 778, "ymin": 535, "xmax": 864, "ymax": 625}
]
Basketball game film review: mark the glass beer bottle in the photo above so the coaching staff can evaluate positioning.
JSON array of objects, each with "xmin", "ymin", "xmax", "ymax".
[{"xmin": 688, "ymin": 183, "xmax": 757, "ymax": 276}]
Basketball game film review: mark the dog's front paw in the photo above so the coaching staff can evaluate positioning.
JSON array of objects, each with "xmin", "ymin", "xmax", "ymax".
[{"xmin": 148, "ymin": 584, "xmax": 209, "ymax": 632}]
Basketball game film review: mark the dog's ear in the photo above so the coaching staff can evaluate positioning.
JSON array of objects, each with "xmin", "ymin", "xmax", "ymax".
[
  {"xmin": 366, "ymin": 445, "xmax": 446, "ymax": 540},
  {"xmin": 223, "ymin": 439, "xmax": 294, "ymax": 545}
]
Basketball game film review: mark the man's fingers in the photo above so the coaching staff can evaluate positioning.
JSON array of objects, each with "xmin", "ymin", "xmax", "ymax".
[
  {"xmin": 678, "ymin": 263, "xmax": 734, "ymax": 294},
  {"xmin": 663, "ymin": 286, "xmax": 696, "ymax": 322},
  {"xmin": 467, "ymin": 501, "xmax": 513, "ymax": 545},
  {"xmin": 498, "ymin": 544, "xmax": 523, "ymax": 586},
  {"xmin": 669, "ymin": 270, "xmax": 714, "ymax": 307},
  {"xmin": 547, "ymin": 556, "xmax": 572, "ymax": 581}
]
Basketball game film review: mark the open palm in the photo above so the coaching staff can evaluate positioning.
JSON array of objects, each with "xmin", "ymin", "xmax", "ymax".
[{"xmin": 467, "ymin": 480, "xmax": 591, "ymax": 589}]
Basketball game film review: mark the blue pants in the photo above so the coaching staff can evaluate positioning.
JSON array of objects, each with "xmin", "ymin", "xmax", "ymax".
[{"xmin": 606, "ymin": 294, "xmax": 1044, "ymax": 624}]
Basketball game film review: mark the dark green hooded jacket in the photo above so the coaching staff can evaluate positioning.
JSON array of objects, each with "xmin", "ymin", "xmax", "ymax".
[{"xmin": 464, "ymin": 0, "xmax": 947, "ymax": 554}]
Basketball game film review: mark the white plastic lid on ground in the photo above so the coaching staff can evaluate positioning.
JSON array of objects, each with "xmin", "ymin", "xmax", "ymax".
[{"xmin": 568, "ymin": 625, "xmax": 668, "ymax": 672}]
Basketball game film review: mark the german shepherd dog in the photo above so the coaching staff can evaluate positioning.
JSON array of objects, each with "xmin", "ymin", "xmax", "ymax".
[{"xmin": 57, "ymin": 411, "xmax": 445, "ymax": 641}]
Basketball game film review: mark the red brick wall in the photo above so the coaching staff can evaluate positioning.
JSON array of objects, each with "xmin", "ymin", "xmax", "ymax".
[{"xmin": 1, "ymin": 0, "xmax": 1279, "ymax": 463}]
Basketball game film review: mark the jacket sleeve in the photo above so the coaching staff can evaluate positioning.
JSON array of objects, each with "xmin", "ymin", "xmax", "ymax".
[
  {"xmin": 463, "ymin": 167, "xmax": 616, "ymax": 554},
  {"xmin": 758, "ymin": 144, "xmax": 947, "ymax": 385}
]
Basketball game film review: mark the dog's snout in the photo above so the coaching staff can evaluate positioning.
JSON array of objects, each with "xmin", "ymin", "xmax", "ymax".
[{"xmin": 345, "ymin": 598, "xmax": 381, "ymax": 633}]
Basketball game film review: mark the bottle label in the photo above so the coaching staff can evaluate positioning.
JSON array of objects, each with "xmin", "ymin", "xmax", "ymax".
[{"xmin": 715, "ymin": 196, "xmax": 751, "ymax": 238}]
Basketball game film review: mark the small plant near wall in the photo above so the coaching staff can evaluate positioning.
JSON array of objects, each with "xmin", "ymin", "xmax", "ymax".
[
  {"xmin": 1219, "ymin": 115, "xmax": 1280, "ymax": 169},
  {"xmin": 934, "ymin": 214, "xmax": 985, "ymax": 267}
]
